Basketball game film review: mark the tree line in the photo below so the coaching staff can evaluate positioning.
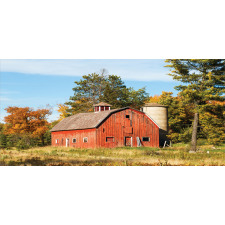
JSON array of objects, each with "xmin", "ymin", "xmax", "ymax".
[
  {"xmin": 165, "ymin": 59, "xmax": 224, "ymax": 151},
  {"xmin": 0, "ymin": 59, "xmax": 224, "ymax": 150},
  {"xmin": 149, "ymin": 91, "xmax": 224, "ymax": 145}
]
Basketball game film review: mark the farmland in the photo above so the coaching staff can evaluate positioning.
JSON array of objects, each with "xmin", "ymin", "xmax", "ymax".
[{"xmin": 1, "ymin": 143, "xmax": 225, "ymax": 166}]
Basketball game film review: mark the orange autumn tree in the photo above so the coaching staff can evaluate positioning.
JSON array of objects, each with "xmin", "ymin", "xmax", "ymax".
[{"xmin": 4, "ymin": 107, "xmax": 51, "ymax": 145}]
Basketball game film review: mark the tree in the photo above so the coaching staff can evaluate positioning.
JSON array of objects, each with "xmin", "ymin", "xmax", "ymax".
[
  {"xmin": 101, "ymin": 75, "xmax": 128, "ymax": 108},
  {"xmin": 125, "ymin": 87, "xmax": 149, "ymax": 110},
  {"xmin": 29, "ymin": 109, "xmax": 52, "ymax": 145},
  {"xmin": 57, "ymin": 104, "xmax": 70, "ymax": 120},
  {"xmin": 66, "ymin": 72, "xmax": 149, "ymax": 114},
  {"xmin": 148, "ymin": 92, "xmax": 225, "ymax": 145},
  {"xmin": 165, "ymin": 59, "xmax": 225, "ymax": 151},
  {"xmin": 0, "ymin": 123, "xmax": 7, "ymax": 149},
  {"xmin": 149, "ymin": 92, "xmax": 194, "ymax": 143},
  {"xmin": 65, "ymin": 73, "xmax": 107, "ymax": 114},
  {"xmin": 4, "ymin": 107, "xmax": 51, "ymax": 146},
  {"xmin": 200, "ymin": 101, "xmax": 225, "ymax": 145}
]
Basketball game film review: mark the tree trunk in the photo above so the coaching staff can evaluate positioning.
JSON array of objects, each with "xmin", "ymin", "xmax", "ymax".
[{"xmin": 191, "ymin": 112, "xmax": 199, "ymax": 152}]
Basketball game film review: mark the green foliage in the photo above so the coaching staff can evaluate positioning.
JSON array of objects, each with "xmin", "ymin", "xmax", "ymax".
[
  {"xmin": 155, "ymin": 91, "xmax": 194, "ymax": 143},
  {"xmin": 101, "ymin": 75, "xmax": 128, "ymax": 108},
  {"xmin": 125, "ymin": 87, "xmax": 149, "ymax": 109},
  {"xmin": 16, "ymin": 139, "xmax": 30, "ymax": 150},
  {"xmin": 43, "ymin": 123, "xmax": 54, "ymax": 145},
  {"xmin": 0, "ymin": 132, "xmax": 7, "ymax": 149},
  {"xmin": 0, "ymin": 130, "xmax": 51, "ymax": 150},
  {"xmin": 165, "ymin": 59, "xmax": 225, "ymax": 148},
  {"xmin": 65, "ymin": 72, "xmax": 149, "ymax": 113},
  {"xmin": 200, "ymin": 107, "xmax": 225, "ymax": 145},
  {"xmin": 150, "ymin": 91, "xmax": 225, "ymax": 145},
  {"xmin": 165, "ymin": 59, "xmax": 225, "ymax": 103}
]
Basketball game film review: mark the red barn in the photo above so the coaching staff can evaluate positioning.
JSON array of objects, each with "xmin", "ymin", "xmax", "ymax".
[{"xmin": 51, "ymin": 102, "xmax": 160, "ymax": 148}]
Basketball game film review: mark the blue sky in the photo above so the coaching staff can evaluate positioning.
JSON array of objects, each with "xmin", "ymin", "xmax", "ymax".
[{"xmin": 0, "ymin": 59, "xmax": 179, "ymax": 122}]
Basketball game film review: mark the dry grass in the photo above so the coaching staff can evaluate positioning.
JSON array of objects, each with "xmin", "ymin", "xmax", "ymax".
[{"xmin": 0, "ymin": 144, "xmax": 225, "ymax": 166}]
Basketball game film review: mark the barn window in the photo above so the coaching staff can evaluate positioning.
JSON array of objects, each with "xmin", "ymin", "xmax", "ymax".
[
  {"xmin": 83, "ymin": 137, "xmax": 88, "ymax": 143},
  {"xmin": 55, "ymin": 139, "xmax": 59, "ymax": 144},
  {"xmin": 142, "ymin": 137, "xmax": 150, "ymax": 142},
  {"xmin": 72, "ymin": 138, "xmax": 76, "ymax": 143},
  {"xmin": 126, "ymin": 115, "xmax": 130, "ymax": 119},
  {"xmin": 103, "ymin": 128, "xmax": 105, "ymax": 133},
  {"xmin": 106, "ymin": 137, "xmax": 114, "ymax": 143}
]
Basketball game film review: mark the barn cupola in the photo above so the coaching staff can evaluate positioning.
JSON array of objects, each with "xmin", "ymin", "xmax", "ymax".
[{"xmin": 93, "ymin": 102, "xmax": 112, "ymax": 112}]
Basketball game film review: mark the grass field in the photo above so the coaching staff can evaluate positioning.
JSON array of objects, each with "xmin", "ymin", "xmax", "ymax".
[{"xmin": 1, "ymin": 143, "xmax": 225, "ymax": 166}]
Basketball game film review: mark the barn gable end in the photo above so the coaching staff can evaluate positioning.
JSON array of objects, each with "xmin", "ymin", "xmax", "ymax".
[{"xmin": 96, "ymin": 108, "xmax": 159, "ymax": 148}]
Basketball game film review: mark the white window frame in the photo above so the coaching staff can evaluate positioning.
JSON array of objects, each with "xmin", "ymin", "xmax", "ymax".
[
  {"xmin": 55, "ymin": 139, "xmax": 59, "ymax": 144},
  {"xmin": 83, "ymin": 137, "xmax": 88, "ymax": 143}
]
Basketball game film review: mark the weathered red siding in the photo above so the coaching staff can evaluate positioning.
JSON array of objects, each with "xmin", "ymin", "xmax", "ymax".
[
  {"xmin": 96, "ymin": 108, "xmax": 159, "ymax": 148},
  {"xmin": 51, "ymin": 129, "xmax": 96, "ymax": 148},
  {"xmin": 51, "ymin": 108, "xmax": 159, "ymax": 149}
]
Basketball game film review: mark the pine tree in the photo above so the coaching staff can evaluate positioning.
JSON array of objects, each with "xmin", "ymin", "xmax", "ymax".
[
  {"xmin": 165, "ymin": 59, "xmax": 225, "ymax": 151},
  {"xmin": 101, "ymin": 75, "xmax": 127, "ymax": 108},
  {"xmin": 66, "ymin": 73, "xmax": 149, "ymax": 113},
  {"xmin": 66, "ymin": 73, "xmax": 107, "ymax": 114}
]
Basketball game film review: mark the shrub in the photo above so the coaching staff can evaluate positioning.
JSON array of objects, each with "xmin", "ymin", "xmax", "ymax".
[
  {"xmin": 16, "ymin": 139, "xmax": 30, "ymax": 150},
  {"xmin": 0, "ymin": 132, "xmax": 7, "ymax": 149}
]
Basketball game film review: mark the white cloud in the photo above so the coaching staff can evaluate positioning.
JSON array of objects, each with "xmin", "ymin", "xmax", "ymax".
[
  {"xmin": 0, "ymin": 59, "xmax": 173, "ymax": 82},
  {"xmin": 0, "ymin": 97, "xmax": 11, "ymax": 102}
]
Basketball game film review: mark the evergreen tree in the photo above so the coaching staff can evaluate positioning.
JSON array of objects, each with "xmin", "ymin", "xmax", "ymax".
[
  {"xmin": 165, "ymin": 59, "xmax": 225, "ymax": 151},
  {"xmin": 101, "ymin": 75, "xmax": 128, "ymax": 108},
  {"xmin": 66, "ymin": 72, "xmax": 149, "ymax": 113},
  {"xmin": 66, "ymin": 73, "xmax": 107, "ymax": 114}
]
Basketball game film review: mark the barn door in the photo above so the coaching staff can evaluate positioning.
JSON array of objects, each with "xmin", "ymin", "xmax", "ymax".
[
  {"xmin": 125, "ymin": 137, "xmax": 132, "ymax": 147},
  {"xmin": 66, "ymin": 138, "xmax": 69, "ymax": 147}
]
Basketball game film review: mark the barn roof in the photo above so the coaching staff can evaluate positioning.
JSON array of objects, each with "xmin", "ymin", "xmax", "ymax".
[
  {"xmin": 51, "ymin": 108, "xmax": 120, "ymax": 132},
  {"xmin": 51, "ymin": 107, "xmax": 160, "ymax": 132}
]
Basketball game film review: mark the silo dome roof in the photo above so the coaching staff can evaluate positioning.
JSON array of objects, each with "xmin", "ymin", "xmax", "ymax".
[{"xmin": 143, "ymin": 103, "xmax": 168, "ymax": 107}]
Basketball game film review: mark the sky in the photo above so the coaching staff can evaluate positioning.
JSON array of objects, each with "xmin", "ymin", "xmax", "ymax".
[{"xmin": 0, "ymin": 59, "xmax": 180, "ymax": 122}]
